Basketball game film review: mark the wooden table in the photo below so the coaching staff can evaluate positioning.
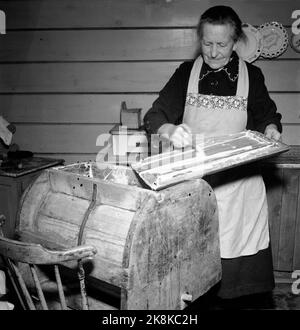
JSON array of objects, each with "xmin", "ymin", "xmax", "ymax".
[{"xmin": 0, "ymin": 157, "xmax": 64, "ymax": 238}]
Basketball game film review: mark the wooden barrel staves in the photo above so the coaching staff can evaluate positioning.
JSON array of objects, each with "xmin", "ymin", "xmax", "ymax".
[{"xmin": 16, "ymin": 162, "xmax": 221, "ymax": 310}]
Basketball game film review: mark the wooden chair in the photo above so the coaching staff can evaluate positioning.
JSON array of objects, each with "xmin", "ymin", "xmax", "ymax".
[{"xmin": 0, "ymin": 215, "xmax": 97, "ymax": 310}]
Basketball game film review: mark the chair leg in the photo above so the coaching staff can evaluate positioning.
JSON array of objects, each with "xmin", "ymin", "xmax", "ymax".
[
  {"xmin": 0, "ymin": 217, "xmax": 27, "ymax": 310},
  {"xmin": 78, "ymin": 260, "xmax": 89, "ymax": 310},
  {"xmin": 54, "ymin": 265, "xmax": 67, "ymax": 310},
  {"xmin": 30, "ymin": 265, "xmax": 48, "ymax": 310},
  {"xmin": 3, "ymin": 258, "xmax": 27, "ymax": 310},
  {"xmin": 10, "ymin": 260, "xmax": 36, "ymax": 310}
]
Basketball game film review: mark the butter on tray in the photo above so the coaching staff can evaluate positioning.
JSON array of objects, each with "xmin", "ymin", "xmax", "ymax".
[{"xmin": 131, "ymin": 130, "xmax": 290, "ymax": 190}]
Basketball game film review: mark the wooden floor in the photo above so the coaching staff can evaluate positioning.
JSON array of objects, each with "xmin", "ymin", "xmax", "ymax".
[
  {"xmin": 2, "ymin": 277, "xmax": 300, "ymax": 310},
  {"xmin": 185, "ymin": 279, "xmax": 300, "ymax": 311},
  {"xmin": 271, "ymin": 283, "xmax": 300, "ymax": 310}
]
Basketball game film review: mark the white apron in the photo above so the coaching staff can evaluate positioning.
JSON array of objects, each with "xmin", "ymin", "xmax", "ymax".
[{"xmin": 183, "ymin": 56, "xmax": 269, "ymax": 258}]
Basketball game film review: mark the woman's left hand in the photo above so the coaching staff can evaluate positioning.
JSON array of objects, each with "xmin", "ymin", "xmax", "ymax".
[{"xmin": 264, "ymin": 124, "xmax": 281, "ymax": 141}]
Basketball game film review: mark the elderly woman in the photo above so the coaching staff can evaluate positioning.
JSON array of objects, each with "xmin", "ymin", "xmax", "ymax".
[{"xmin": 144, "ymin": 6, "xmax": 282, "ymax": 309}]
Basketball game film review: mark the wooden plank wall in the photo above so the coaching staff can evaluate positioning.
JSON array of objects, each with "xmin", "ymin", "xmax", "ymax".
[{"xmin": 0, "ymin": 0, "xmax": 299, "ymax": 165}]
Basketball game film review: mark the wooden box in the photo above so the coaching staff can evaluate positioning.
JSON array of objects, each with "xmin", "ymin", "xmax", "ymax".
[
  {"xmin": 120, "ymin": 107, "xmax": 142, "ymax": 129},
  {"xmin": 120, "ymin": 101, "xmax": 142, "ymax": 129},
  {"xmin": 108, "ymin": 124, "xmax": 148, "ymax": 165},
  {"xmin": 16, "ymin": 161, "xmax": 221, "ymax": 310}
]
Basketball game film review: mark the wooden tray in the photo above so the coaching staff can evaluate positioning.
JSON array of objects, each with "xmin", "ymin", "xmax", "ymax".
[{"xmin": 131, "ymin": 130, "xmax": 290, "ymax": 190}]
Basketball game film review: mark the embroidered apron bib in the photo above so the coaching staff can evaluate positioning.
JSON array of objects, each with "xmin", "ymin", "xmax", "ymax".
[{"xmin": 183, "ymin": 56, "xmax": 269, "ymax": 258}]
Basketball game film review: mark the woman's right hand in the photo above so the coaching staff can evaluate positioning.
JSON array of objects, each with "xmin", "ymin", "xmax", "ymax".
[{"xmin": 157, "ymin": 123, "xmax": 192, "ymax": 148}]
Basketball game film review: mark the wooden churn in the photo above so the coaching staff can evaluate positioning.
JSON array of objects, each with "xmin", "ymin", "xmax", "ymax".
[{"xmin": 16, "ymin": 162, "xmax": 221, "ymax": 310}]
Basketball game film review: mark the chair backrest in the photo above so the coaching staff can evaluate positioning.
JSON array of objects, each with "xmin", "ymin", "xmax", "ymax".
[{"xmin": 0, "ymin": 215, "xmax": 97, "ymax": 310}]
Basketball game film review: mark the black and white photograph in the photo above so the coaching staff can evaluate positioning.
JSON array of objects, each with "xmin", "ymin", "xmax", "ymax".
[{"xmin": 0, "ymin": 0, "xmax": 299, "ymax": 324}]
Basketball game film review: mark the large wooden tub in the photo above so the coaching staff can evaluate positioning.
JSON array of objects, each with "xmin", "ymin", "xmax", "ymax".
[{"xmin": 16, "ymin": 162, "xmax": 221, "ymax": 310}]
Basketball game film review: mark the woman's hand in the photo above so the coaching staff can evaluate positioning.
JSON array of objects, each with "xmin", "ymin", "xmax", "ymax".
[
  {"xmin": 157, "ymin": 123, "xmax": 192, "ymax": 148},
  {"xmin": 264, "ymin": 124, "xmax": 281, "ymax": 141}
]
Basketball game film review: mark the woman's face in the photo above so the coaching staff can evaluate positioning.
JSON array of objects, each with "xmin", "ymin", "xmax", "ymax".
[{"xmin": 200, "ymin": 23, "xmax": 237, "ymax": 69}]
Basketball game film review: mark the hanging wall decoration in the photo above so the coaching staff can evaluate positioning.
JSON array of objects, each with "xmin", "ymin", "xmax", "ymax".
[
  {"xmin": 258, "ymin": 22, "xmax": 289, "ymax": 58},
  {"xmin": 236, "ymin": 23, "xmax": 263, "ymax": 63},
  {"xmin": 290, "ymin": 33, "xmax": 300, "ymax": 53}
]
